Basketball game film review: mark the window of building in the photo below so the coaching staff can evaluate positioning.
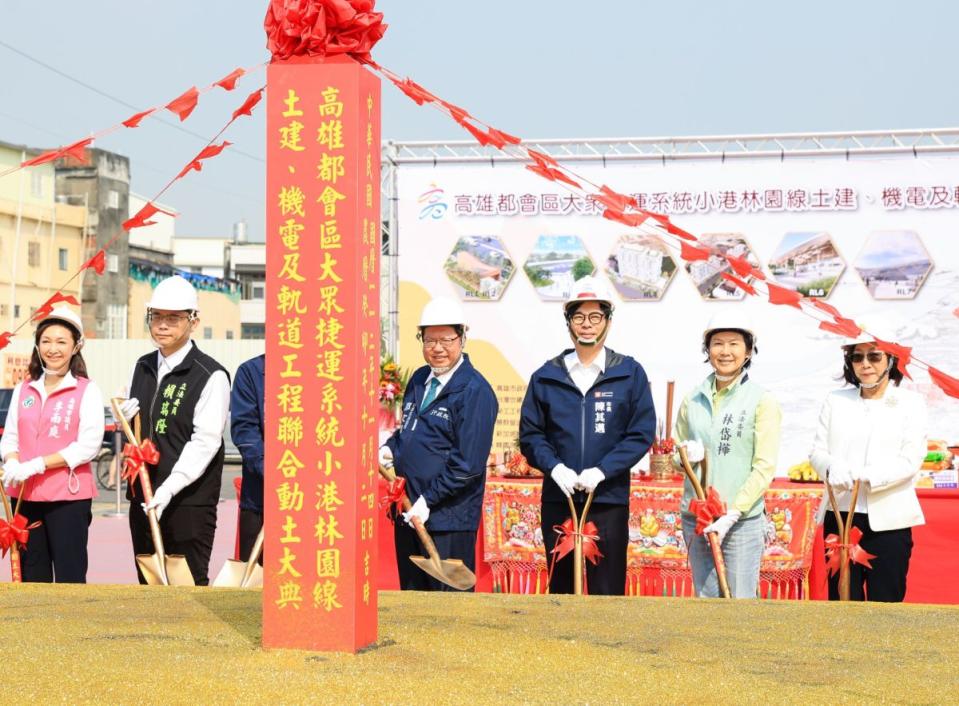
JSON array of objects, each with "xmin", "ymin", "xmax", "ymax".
[
  {"xmin": 0, "ymin": 304, "xmax": 7, "ymax": 317},
  {"xmin": 108, "ymin": 190, "xmax": 120, "ymax": 209},
  {"xmin": 203, "ymin": 327, "xmax": 213, "ymax": 339},
  {"xmin": 251, "ymin": 283, "xmax": 265, "ymax": 300},
  {"xmin": 241, "ymin": 323, "xmax": 265, "ymax": 340},
  {"xmin": 107, "ymin": 304, "xmax": 127, "ymax": 339},
  {"xmin": 107, "ymin": 254, "xmax": 119, "ymax": 273},
  {"xmin": 58, "ymin": 248, "xmax": 69, "ymax": 271},
  {"xmin": 226, "ymin": 330, "xmax": 234, "ymax": 340},
  {"xmin": 28, "ymin": 242, "xmax": 41, "ymax": 267},
  {"xmin": 30, "ymin": 172, "xmax": 43, "ymax": 199},
  {"xmin": 14, "ymin": 305, "xmax": 20, "ymax": 318}
]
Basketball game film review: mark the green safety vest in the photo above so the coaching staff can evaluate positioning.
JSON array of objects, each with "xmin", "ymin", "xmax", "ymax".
[{"xmin": 682, "ymin": 374, "xmax": 766, "ymax": 519}]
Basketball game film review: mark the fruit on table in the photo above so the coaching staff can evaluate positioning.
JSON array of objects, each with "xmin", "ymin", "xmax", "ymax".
[{"xmin": 788, "ymin": 460, "xmax": 820, "ymax": 482}]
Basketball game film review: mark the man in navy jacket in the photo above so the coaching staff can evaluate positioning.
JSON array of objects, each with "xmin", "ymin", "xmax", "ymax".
[
  {"xmin": 380, "ymin": 297, "xmax": 498, "ymax": 591},
  {"xmin": 231, "ymin": 353, "xmax": 264, "ymax": 564},
  {"xmin": 520, "ymin": 277, "xmax": 656, "ymax": 595}
]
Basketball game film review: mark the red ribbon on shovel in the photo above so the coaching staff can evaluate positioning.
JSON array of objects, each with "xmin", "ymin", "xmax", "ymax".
[
  {"xmin": 121, "ymin": 439, "xmax": 160, "ymax": 487},
  {"xmin": 824, "ymin": 526, "xmax": 876, "ymax": 577},
  {"xmin": 689, "ymin": 486, "xmax": 726, "ymax": 536},
  {"xmin": 379, "ymin": 476, "xmax": 407, "ymax": 512},
  {"xmin": 0, "ymin": 514, "xmax": 41, "ymax": 557},
  {"xmin": 551, "ymin": 519, "xmax": 604, "ymax": 565}
]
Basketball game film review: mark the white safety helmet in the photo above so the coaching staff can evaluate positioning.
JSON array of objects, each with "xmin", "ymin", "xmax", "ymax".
[
  {"xmin": 147, "ymin": 274, "xmax": 199, "ymax": 312},
  {"xmin": 841, "ymin": 318, "xmax": 896, "ymax": 349},
  {"xmin": 563, "ymin": 275, "xmax": 616, "ymax": 316},
  {"xmin": 703, "ymin": 309, "xmax": 757, "ymax": 348},
  {"xmin": 419, "ymin": 296, "xmax": 468, "ymax": 331},
  {"xmin": 36, "ymin": 306, "xmax": 85, "ymax": 346}
]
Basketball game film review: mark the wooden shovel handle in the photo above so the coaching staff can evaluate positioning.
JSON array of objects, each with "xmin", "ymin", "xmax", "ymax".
[
  {"xmin": 241, "ymin": 527, "xmax": 265, "ymax": 585},
  {"xmin": 377, "ymin": 464, "xmax": 443, "ymax": 568},
  {"xmin": 0, "ymin": 480, "xmax": 22, "ymax": 582},
  {"xmin": 110, "ymin": 398, "xmax": 168, "ymax": 578},
  {"xmin": 678, "ymin": 446, "xmax": 731, "ymax": 599},
  {"xmin": 665, "ymin": 380, "xmax": 675, "ymax": 442}
]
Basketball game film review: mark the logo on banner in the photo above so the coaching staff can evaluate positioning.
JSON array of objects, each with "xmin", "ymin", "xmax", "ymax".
[{"xmin": 418, "ymin": 184, "xmax": 448, "ymax": 220}]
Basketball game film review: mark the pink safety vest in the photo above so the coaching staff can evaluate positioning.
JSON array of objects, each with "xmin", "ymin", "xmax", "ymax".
[{"xmin": 10, "ymin": 376, "xmax": 98, "ymax": 502}]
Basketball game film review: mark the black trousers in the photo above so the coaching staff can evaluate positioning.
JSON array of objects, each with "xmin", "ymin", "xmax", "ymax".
[
  {"xmin": 393, "ymin": 520, "xmax": 477, "ymax": 592},
  {"xmin": 16, "ymin": 498, "xmax": 92, "ymax": 583},
  {"xmin": 542, "ymin": 500, "xmax": 628, "ymax": 596},
  {"xmin": 823, "ymin": 511, "xmax": 913, "ymax": 602},
  {"xmin": 129, "ymin": 501, "xmax": 217, "ymax": 586},
  {"xmin": 239, "ymin": 508, "xmax": 264, "ymax": 566}
]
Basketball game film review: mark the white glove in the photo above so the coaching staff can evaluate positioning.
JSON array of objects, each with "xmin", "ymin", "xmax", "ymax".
[
  {"xmin": 116, "ymin": 397, "xmax": 140, "ymax": 423},
  {"xmin": 402, "ymin": 495, "xmax": 430, "ymax": 527},
  {"xmin": 378, "ymin": 445, "xmax": 394, "ymax": 469},
  {"xmin": 827, "ymin": 462, "xmax": 854, "ymax": 491},
  {"xmin": 576, "ymin": 466, "xmax": 605, "ymax": 493},
  {"xmin": 1, "ymin": 459, "xmax": 21, "ymax": 487},
  {"xmin": 4, "ymin": 457, "xmax": 45, "ymax": 485},
  {"xmin": 703, "ymin": 509, "xmax": 741, "ymax": 544},
  {"xmin": 550, "ymin": 463, "xmax": 579, "ymax": 498},
  {"xmin": 143, "ymin": 484, "xmax": 174, "ymax": 521},
  {"xmin": 680, "ymin": 440, "xmax": 705, "ymax": 464}
]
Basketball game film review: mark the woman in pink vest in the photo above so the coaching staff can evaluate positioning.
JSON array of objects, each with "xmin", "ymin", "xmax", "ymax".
[{"xmin": 0, "ymin": 307, "xmax": 104, "ymax": 582}]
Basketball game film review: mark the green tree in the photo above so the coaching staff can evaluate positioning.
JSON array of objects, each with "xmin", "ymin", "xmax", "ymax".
[{"xmin": 571, "ymin": 257, "xmax": 594, "ymax": 281}]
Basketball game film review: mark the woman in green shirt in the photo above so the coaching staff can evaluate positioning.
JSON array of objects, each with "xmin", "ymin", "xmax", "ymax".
[{"xmin": 675, "ymin": 310, "xmax": 782, "ymax": 598}]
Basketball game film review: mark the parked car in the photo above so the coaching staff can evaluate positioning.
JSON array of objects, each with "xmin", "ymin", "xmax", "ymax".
[{"xmin": 0, "ymin": 387, "xmax": 14, "ymax": 436}]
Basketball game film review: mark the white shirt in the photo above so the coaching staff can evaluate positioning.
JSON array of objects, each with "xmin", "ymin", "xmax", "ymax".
[
  {"xmin": 424, "ymin": 354, "xmax": 465, "ymax": 399},
  {"xmin": 0, "ymin": 372, "xmax": 105, "ymax": 470},
  {"xmin": 129, "ymin": 341, "xmax": 231, "ymax": 496},
  {"xmin": 564, "ymin": 347, "xmax": 607, "ymax": 395}
]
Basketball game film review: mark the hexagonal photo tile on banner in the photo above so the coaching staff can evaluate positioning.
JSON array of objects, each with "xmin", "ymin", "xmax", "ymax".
[
  {"xmin": 523, "ymin": 234, "xmax": 595, "ymax": 301},
  {"xmin": 854, "ymin": 230, "xmax": 934, "ymax": 300},
  {"xmin": 605, "ymin": 234, "xmax": 677, "ymax": 301},
  {"xmin": 443, "ymin": 235, "xmax": 516, "ymax": 301},
  {"xmin": 683, "ymin": 232, "xmax": 763, "ymax": 301},
  {"xmin": 767, "ymin": 231, "xmax": 845, "ymax": 298}
]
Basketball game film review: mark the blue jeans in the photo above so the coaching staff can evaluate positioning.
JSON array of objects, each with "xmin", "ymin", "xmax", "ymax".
[{"xmin": 683, "ymin": 513, "xmax": 764, "ymax": 598}]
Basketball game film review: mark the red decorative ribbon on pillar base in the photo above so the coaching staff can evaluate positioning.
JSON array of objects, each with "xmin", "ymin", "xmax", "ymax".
[
  {"xmin": 689, "ymin": 486, "xmax": 726, "ymax": 536},
  {"xmin": 0, "ymin": 514, "xmax": 41, "ymax": 557},
  {"xmin": 824, "ymin": 527, "xmax": 877, "ymax": 576},
  {"xmin": 121, "ymin": 439, "xmax": 161, "ymax": 489},
  {"xmin": 379, "ymin": 476, "xmax": 407, "ymax": 514}
]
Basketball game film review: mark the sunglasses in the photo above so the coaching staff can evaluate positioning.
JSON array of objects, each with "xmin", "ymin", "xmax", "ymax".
[{"xmin": 850, "ymin": 351, "xmax": 885, "ymax": 364}]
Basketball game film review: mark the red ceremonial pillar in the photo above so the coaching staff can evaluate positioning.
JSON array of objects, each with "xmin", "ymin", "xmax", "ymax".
[{"xmin": 263, "ymin": 55, "xmax": 381, "ymax": 652}]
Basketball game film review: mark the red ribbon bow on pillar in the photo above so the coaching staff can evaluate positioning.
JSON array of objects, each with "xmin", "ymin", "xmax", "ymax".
[
  {"xmin": 550, "ymin": 519, "xmax": 604, "ymax": 565},
  {"xmin": 121, "ymin": 439, "xmax": 160, "ymax": 486},
  {"xmin": 689, "ymin": 486, "xmax": 726, "ymax": 535},
  {"xmin": 824, "ymin": 527, "xmax": 876, "ymax": 576},
  {"xmin": 379, "ymin": 476, "xmax": 407, "ymax": 512},
  {"xmin": 0, "ymin": 514, "xmax": 41, "ymax": 557}
]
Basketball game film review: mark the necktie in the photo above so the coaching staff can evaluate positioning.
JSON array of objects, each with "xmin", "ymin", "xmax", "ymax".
[{"xmin": 420, "ymin": 378, "xmax": 440, "ymax": 411}]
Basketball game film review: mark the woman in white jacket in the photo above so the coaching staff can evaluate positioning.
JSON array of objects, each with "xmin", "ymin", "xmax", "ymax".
[{"xmin": 809, "ymin": 327, "xmax": 926, "ymax": 602}]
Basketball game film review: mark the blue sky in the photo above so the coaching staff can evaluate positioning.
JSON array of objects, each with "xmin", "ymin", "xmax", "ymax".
[{"xmin": 2, "ymin": 1, "xmax": 957, "ymax": 239}]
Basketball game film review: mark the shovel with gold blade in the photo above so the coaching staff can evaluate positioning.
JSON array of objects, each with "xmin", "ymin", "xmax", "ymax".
[
  {"xmin": 110, "ymin": 398, "xmax": 194, "ymax": 587},
  {"xmin": 213, "ymin": 527, "xmax": 264, "ymax": 588},
  {"xmin": 378, "ymin": 464, "xmax": 475, "ymax": 590}
]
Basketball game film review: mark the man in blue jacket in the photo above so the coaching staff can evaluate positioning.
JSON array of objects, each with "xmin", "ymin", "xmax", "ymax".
[
  {"xmin": 379, "ymin": 297, "xmax": 498, "ymax": 591},
  {"xmin": 520, "ymin": 276, "xmax": 656, "ymax": 595},
  {"xmin": 231, "ymin": 353, "xmax": 264, "ymax": 564}
]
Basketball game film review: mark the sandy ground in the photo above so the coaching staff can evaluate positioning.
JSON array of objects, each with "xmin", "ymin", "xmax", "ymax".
[{"xmin": 1, "ymin": 584, "xmax": 958, "ymax": 704}]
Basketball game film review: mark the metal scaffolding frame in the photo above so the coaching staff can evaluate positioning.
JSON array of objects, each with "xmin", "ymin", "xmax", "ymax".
[{"xmin": 379, "ymin": 127, "xmax": 959, "ymax": 353}]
